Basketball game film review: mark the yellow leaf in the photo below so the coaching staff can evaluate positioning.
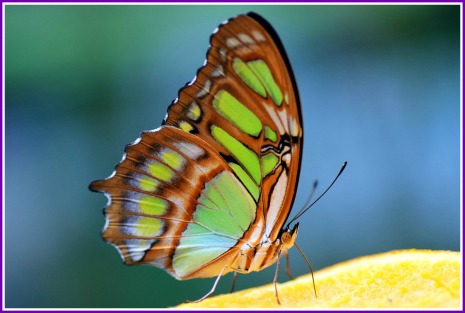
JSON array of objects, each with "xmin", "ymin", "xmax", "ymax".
[{"xmin": 176, "ymin": 249, "xmax": 460, "ymax": 309}]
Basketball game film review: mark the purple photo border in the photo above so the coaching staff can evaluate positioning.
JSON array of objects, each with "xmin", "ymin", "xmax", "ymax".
[{"xmin": 1, "ymin": 1, "xmax": 463, "ymax": 312}]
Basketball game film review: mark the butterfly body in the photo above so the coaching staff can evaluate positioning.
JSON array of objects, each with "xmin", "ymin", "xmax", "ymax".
[{"xmin": 90, "ymin": 11, "xmax": 302, "ymax": 294}]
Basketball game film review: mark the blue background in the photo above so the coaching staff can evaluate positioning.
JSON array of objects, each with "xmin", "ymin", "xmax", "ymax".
[{"xmin": 5, "ymin": 4, "xmax": 460, "ymax": 308}]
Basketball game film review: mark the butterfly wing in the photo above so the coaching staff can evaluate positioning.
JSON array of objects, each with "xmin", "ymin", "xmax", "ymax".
[
  {"xmin": 91, "ymin": 126, "xmax": 258, "ymax": 279},
  {"xmin": 164, "ymin": 12, "xmax": 303, "ymax": 242},
  {"xmin": 90, "ymin": 12, "xmax": 302, "ymax": 280}
]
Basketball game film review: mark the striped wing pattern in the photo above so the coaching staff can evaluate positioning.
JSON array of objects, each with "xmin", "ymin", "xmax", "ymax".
[{"xmin": 90, "ymin": 12, "xmax": 302, "ymax": 281}]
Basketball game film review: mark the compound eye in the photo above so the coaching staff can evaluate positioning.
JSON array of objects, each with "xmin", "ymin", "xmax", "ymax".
[{"xmin": 281, "ymin": 231, "xmax": 292, "ymax": 245}]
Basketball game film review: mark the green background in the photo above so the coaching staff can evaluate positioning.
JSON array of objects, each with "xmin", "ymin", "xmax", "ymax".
[{"xmin": 5, "ymin": 4, "xmax": 460, "ymax": 308}]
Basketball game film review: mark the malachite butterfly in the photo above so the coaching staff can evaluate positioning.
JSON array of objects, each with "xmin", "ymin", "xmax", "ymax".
[{"xmin": 90, "ymin": 12, "xmax": 304, "ymax": 303}]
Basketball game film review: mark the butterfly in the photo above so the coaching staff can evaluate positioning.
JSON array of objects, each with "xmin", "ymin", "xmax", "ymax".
[{"xmin": 90, "ymin": 12, "xmax": 306, "ymax": 304}]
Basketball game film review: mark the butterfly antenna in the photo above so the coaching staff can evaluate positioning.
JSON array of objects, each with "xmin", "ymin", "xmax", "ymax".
[
  {"xmin": 290, "ymin": 180, "xmax": 318, "ymax": 224},
  {"xmin": 287, "ymin": 161, "xmax": 347, "ymax": 228}
]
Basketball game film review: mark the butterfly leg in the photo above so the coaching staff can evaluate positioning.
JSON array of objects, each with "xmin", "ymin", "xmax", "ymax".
[
  {"xmin": 294, "ymin": 242, "xmax": 318, "ymax": 298},
  {"xmin": 185, "ymin": 265, "xmax": 228, "ymax": 303},
  {"xmin": 285, "ymin": 252, "xmax": 295, "ymax": 280},
  {"xmin": 273, "ymin": 251, "xmax": 282, "ymax": 305},
  {"xmin": 229, "ymin": 271, "xmax": 238, "ymax": 293}
]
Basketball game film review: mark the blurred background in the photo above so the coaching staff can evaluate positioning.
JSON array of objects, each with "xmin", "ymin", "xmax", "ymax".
[{"xmin": 5, "ymin": 4, "xmax": 460, "ymax": 308}]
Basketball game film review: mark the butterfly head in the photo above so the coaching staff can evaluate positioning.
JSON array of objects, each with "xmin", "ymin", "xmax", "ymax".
[{"xmin": 280, "ymin": 222, "xmax": 299, "ymax": 249}]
